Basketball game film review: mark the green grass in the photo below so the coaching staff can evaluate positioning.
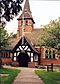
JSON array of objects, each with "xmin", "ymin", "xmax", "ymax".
[
  {"xmin": 54, "ymin": 67, "xmax": 60, "ymax": 71},
  {"xmin": 35, "ymin": 70, "xmax": 60, "ymax": 84},
  {"xmin": 0, "ymin": 68, "xmax": 20, "ymax": 84}
]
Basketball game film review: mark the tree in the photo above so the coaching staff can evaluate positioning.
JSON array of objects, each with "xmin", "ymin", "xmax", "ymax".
[
  {"xmin": 0, "ymin": 0, "xmax": 24, "ymax": 23},
  {"xmin": 57, "ymin": 44, "xmax": 60, "ymax": 52},
  {"xmin": 38, "ymin": 17, "xmax": 60, "ymax": 48},
  {"xmin": 38, "ymin": 35, "xmax": 56, "ymax": 48},
  {"xmin": 0, "ymin": 25, "xmax": 9, "ymax": 50},
  {"xmin": 0, "ymin": 25, "xmax": 10, "ymax": 68},
  {"xmin": 0, "ymin": 0, "xmax": 24, "ymax": 67}
]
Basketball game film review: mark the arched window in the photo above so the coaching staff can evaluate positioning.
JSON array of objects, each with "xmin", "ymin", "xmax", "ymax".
[
  {"xmin": 25, "ymin": 20, "xmax": 28, "ymax": 25},
  {"xmin": 45, "ymin": 50, "xmax": 48, "ymax": 58},
  {"xmin": 49, "ymin": 50, "xmax": 51, "ymax": 54},
  {"xmin": 34, "ymin": 54, "xmax": 38, "ymax": 61},
  {"xmin": 49, "ymin": 55, "xmax": 51, "ymax": 59},
  {"xmin": 46, "ymin": 50, "xmax": 48, "ymax": 53},
  {"xmin": 49, "ymin": 50, "xmax": 51, "ymax": 58},
  {"xmin": 53, "ymin": 50, "xmax": 55, "ymax": 59},
  {"xmin": 6, "ymin": 52, "xmax": 8, "ymax": 58},
  {"xmin": 21, "ymin": 21, "xmax": 23, "ymax": 26}
]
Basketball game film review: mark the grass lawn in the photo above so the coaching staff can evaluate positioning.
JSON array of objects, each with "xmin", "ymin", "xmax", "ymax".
[
  {"xmin": 0, "ymin": 68, "xmax": 20, "ymax": 84},
  {"xmin": 35, "ymin": 70, "xmax": 60, "ymax": 84},
  {"xmin": 54, "ymin": 67, "xmax": 60, "ymax": 71}
]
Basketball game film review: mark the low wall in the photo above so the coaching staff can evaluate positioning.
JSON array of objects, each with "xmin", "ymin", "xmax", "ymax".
[
  {"xmin": 28, "ymin": 62, "xmax": 38, "ymax": 68},
  {"xmin": 40, "ymin": 59, "xmax": 60, "ymax": 65},
  {"xmin": 2, "ymin": 58, "xmax": 12, "ymax": 64}
]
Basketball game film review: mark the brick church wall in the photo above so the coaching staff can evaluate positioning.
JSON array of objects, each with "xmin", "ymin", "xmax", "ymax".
[
  {"xmin": 17, "ymin": 19, "xmax": 33, "ymax": 37},
  {"xmin": 2, "ymin": 58, "xmax": 12, "ymax": 64},
  {"xmin": 40, "ymin": 59, "xmax": 60, "ymax": 65},
  {"xmin": 40, "ymin": 47, "xmax": 60, "ymax": 65}
]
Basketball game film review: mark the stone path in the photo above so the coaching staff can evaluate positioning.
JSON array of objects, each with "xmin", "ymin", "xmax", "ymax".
[{"xmin": 13, "ymin": 67, "xmax": 44, "ymax": 84}]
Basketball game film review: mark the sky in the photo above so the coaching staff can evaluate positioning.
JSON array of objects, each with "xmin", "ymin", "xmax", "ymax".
[{"xmin": 5, "ymin": 0, "xmax": 60, "ymax": 34}]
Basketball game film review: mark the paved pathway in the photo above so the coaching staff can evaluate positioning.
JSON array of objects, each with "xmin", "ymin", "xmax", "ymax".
[{"xmin": 12, "ymin": 67, "xmax": 44, "ymax": 84}]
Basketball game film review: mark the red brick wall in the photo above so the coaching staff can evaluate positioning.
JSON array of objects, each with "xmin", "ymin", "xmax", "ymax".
[
  {"xmin": 2, "ymin": 58, "xmax": 12, "ymax": 63},
  {"xmin": 40, "ymin": 47, "xmax": 60, "ymax": 65},
  {"xmin": 28, "ymin": 62, "xmax": 35, "ymax": 68},
  {"xmin": 28, "ymin": 62, "xmax": 38, "ymax": 68},
  {"xmin": 17, "ymin": 20, "xmax": 33, "ymax": 37},
  {"xmin": 40, "ymin": 59, "xmax": 60, "ymax": 65}
]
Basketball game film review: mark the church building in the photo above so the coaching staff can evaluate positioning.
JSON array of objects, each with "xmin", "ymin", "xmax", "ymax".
[{"xmin": 1, "ymin": 0, "xmax": 60, "ymax": 68}]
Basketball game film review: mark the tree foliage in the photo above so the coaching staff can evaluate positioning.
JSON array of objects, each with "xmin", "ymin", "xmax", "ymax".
[
  {"xmin": 0, "ymin": 25, "xmax": 9, "ymax": 49},
  {"xmin": 0, "ymin": 0, "xmax": 24, "ymax": 67},
  {"xmin": 0, "ymin": 0, "xmax": 24, "ymax": 23},
  {"xmin": 38, "ymin": 17, "xmax": 60, "ymax": 48}
]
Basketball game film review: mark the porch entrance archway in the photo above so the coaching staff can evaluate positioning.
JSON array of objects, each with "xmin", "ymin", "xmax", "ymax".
[
  {"xmin": 17, "ymin": 52, "xmax": 29, "ymax": 67},
  {"xmin": 12, "ymin": 37, "xmax": 39, "ymax": 67}
]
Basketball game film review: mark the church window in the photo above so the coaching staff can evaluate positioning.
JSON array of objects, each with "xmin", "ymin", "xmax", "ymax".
[
  {"xmin": 1, "ymin": 53, "xmax": 3, "ymax": 58},
  {"xmin": 25, "ymin": 20, "xmax": 28, "ymax": 25},
  {"xmin": 6, "ymin": 52, "xmax": 8, "ymax": 58},
  {"xmin": 45, "ymin": 49, "xmax": 56, "ymax": 59},
  {"xmin": 53, "ymin": 50, "xmax": 55, "ymax": 59},
  {"xmin": 21, "ymin": 21, "xmax": 23, "ymax": 26},
  {"xmin": 4, "ymin": 53, "xmax": 6, "ymax": 58},
  {"xmin": 10, "ymin": 53, "xmax": 12, "ymax": 58},
  {"xmin": 49, "ymin": 50, "xmax": 52, "ymax": 58},
  {"xmin": 34, "ymin": 54, "xmax": 38, "ymax": 61},
  {"xmin": 49, "ymin": 55, "xmax": 51, "ymax": 59},
  {"xmin": 45, "ymin": 50, "xmax": 48, "ymax": 58}
]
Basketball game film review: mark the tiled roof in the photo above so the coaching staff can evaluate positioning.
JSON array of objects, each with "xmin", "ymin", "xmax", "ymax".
[
  {"xmin": 25, "ymin": 28, "xmax": 48, "ymax": 46},
  {"xmin": 9, "ymin": 37, "xmax": 21, "ymax": 50},
  {"xmin": 9, "ymin": 28, "xmax": 48, "ymax": 50}
]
